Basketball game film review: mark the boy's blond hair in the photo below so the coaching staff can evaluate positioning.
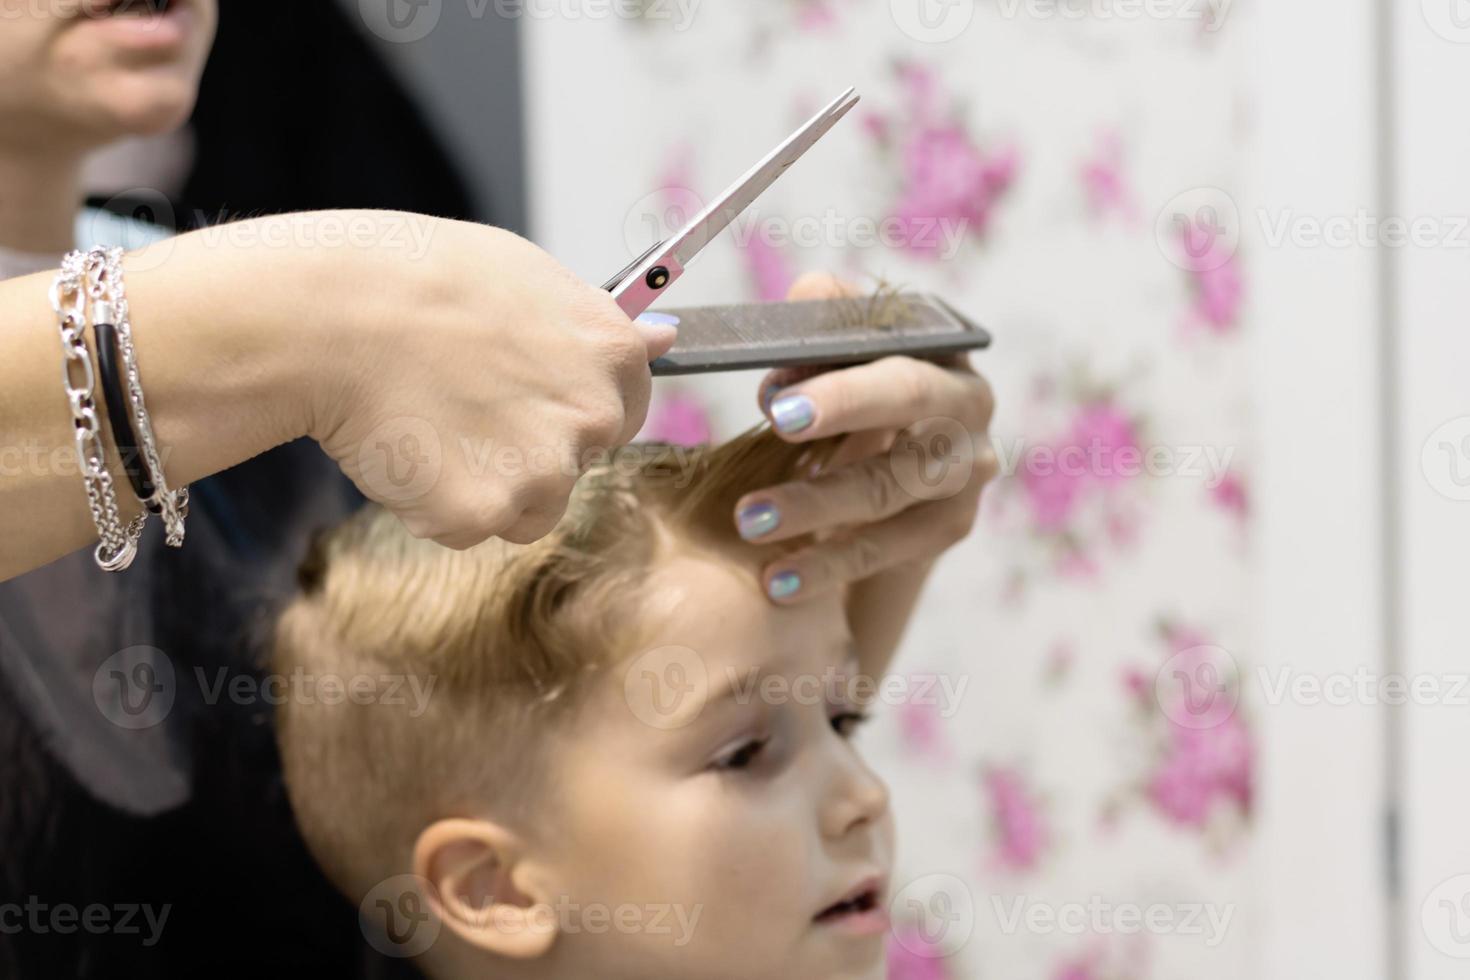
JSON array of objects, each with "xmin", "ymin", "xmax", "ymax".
[{"xmin": 272, "ymin": 427, "xmax": 837, "ymax": 898}]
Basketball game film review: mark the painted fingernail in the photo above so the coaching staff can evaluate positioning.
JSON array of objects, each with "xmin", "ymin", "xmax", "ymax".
[
  {"xmin": 768, "ymin": 570, "xmax": 802, "ymax": 600},
  {"xmin": 771, "ymin": 395, "xmax": 815, "ymax": 434},
  {"xmin": 762, "ymin": 385, "xmax": 782, "ymax": 414},
  {"xmin": 636, "ymin": 312, "xmax": 681, "ymax": 328},
  {"xmin": 738, "ymin": 501, "xmax": 782, "ymax": 540}
]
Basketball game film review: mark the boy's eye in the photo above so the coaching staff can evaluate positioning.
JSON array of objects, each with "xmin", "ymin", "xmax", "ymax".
[
  {"xmin": 831, "ymin": 710, "xmax": 871, "ymax": 738},
  {"xmin": 714, "ymin": 737, "xmax": 771, "ymax": 772}
]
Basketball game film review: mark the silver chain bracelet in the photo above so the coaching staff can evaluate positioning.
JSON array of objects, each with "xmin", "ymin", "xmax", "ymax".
[
  {"xmin": 84, "ymin": 247, "xmax": 189, "ymax": 547},
  {"xmin": 51, "ymin": 251, "xmax": 145, "ymax": 572}
]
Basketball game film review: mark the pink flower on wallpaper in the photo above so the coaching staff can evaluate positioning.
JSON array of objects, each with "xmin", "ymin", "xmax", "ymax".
[
  {"xmin": 897, "ymin": 697, "xmax": 953, "ymax": 763},
  {"xmin": 868, "ymin": 63, "xmax": 1018, "ymax": 259},
  {"xmin": 657, "ymin": 142, "xmax": 696, "ymax": 197},
  {"xmin": 981, "ymin": 765, "xmax": 1049, "ymax": 873},
  {"xmin": 740, "ymin": 233, "xmax": 798, "ymax": 302},
  {"xmin": 1162, "ymin": 623, "xmax": 1212, "ymax": 654},
  {"xmin": 1020, "ymin": 460, "xmax": 1085, "ymax": 532},
  {"xmin": 1117, "ymin": 623, "xmax": 1255, "ymax": 836},
  {"xmin": 1055, "ymin": 548, "xmax": 1102, "ymax": 580},
  {"xmin": 1211, "ymin": 471, "xmax": 1249, "ymax": 522},
  {"xmin": 1179, "ymin": 223, "xmax": 1244, "ymax": 334},
  {"xmin": 894, "ymin": 130, "xmax": 1017, "ymax": 256},
  {"xmin": 1150, "ymin": 621, "xmax": 1254, "ymax": 826},
  {"xmin": 1044, "ymin": 641, "xmax": 1076, "ymax": 686},
  {"xmin": 795, "ymin": 0, "xmax": 839, "ymax": 30},
  {"xmin": 862, "ymin": 111, "xmax": 891, "ymax": 145},
  {"xmin": 1019, "ymin": 401, "xmax": 1143, "ymax": 534},
  {"xmin": 1070, "ymin": 404, "xmax": 1140, "ymax": 484},
  {"xmin": 887, "ymin": 930, "xmax": 951, "ymax": 980},
  {"xmin": 1080, "ymin": 131, "xmax": 1138, "ymax": 224},
  {"xmin": 1050, "ymin": 938, "xmax": 1150, "ymax": 980},
  {"xmin": 990, "ymin": 373, "xmax": 1156, "ymax": 589},
  {"xmin": 644, "ymin": 391, "xmax": 713, "ymax": 446},
  {"xmin": 897, "ymin": 61, "xmax": 942, "ymax": 123},
  {"xmin": 1147, "ymin": 712, "xmax": 1253, "ymax": 827},
  {"xmin": 1122, "ymin": 666, "xmax": 1151, "ymax": 707},
  {"xmin": 739, "ymin": 0, "xmax": 856, "ymax": 55},
  {"xmin": 1106, "ymin": 504, "xmax": 1144, "ymax": 547},
  {"xmin": 1053, "ymin": 959, "xmax": 1101, "ymax": 980}
]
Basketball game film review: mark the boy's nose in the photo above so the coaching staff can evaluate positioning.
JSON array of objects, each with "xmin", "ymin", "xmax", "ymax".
[{"xmin": 820, "ymin": 759, "xmax": 892, "ymax": 841}]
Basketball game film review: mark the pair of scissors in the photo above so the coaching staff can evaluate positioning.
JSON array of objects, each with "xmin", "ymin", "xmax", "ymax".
[{"xmin": 603, "ymin": 86, "xmax": 861, "ymax": 319}]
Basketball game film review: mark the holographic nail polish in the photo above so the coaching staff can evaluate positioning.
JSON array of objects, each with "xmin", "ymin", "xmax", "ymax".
[
  {"xmin": 738, "ymin": 502, "xmax": 782, "ymax": 540},
  {"xmin": 768, "ymin": 570, "xmax": 802, "ymax": 600},
  {"xmin": 771, "ymin": 395, "xmax": 815, "ymax": 434}
]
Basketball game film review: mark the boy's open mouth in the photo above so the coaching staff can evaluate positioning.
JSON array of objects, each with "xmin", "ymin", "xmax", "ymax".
[{"xmin": 813, "ymin": 876, "xmax": 884, "ymax": 924}]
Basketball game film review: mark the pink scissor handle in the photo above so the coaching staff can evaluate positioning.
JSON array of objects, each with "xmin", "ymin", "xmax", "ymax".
[{"xmin": 610, "ymin": 252, "xmax": 687, "ymax": 319}]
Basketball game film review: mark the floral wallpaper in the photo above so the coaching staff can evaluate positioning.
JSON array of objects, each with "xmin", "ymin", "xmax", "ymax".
[{"xmin": 528, "ymin": 1, "xmax": 1258, "ymax": 976}]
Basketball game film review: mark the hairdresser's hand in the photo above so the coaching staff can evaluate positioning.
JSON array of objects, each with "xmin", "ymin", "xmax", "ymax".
[
  {"xmin": 306, "ymin": 214, "xmax": 677, "ymax": 549},
  {"xmin": 1, "ymin": 211, "xmax": 674, "ymax": 580},
  {"xmin": 736, "ymin": 273, "xmax": 997, "ymax": 667}
]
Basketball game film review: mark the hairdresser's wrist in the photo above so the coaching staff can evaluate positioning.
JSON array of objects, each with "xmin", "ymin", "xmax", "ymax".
[
  {"xmin": 120, "ymin": 216, "xmax": 344, "ymax": 476},
  {"xmin": 223, "ymin": 216, "xmax": 349, "ymax": 449},
  {"xmin": 224, "ymin": 210, "xmax": 424, "ymax": 447}
]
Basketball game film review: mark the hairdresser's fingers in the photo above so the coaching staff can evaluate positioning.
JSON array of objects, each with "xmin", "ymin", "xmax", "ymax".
[
  {"xmin": 735, "ymin": 455, "xmax": 911, "ymax": 545},
  {"xmin": 427, "ymin": 501, "xmax": 563, "ymax": 551},
  {"xmin": 759, "ymin": 352, "xmax": 976, "ymax": 417},
  {"xmin": 787, "ymin": 271, "xmax": 862, "ymax": 302},
  {"xmin": 754, "ymin": 273, "xmax": 864, "ymax": 412},
  {"xmin": 823, "ymin": 428, "xmax": 897, "ymax": 471},
  {"xmin": 633, "ymin": 316, "xmax": 680, "ymax": 362},
  {"xmin": 759, "ymin": 497, "xmax": 980, "ymax": 604},
  {"xmin": 759, "ymin": 365, "xmax": 828, "ymax": 415},
  {"xmin": 765, "ymin": 356, "xmax": 993, "ymax": 444},
  {"xmin": 736, "ymin": 420, "xmax": 993, "ymax": 544},
  {"xmin": 499, "ymin": 504, "xmax": 567, "ymax": 545}
]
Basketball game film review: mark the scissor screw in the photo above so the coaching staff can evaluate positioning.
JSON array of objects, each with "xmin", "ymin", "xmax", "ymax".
[{"xmin": 646, "ymin": 266, "xmax": 670, "ymax": 290}]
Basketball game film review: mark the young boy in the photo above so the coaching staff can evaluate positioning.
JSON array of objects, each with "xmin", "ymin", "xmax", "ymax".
[{"xmin": 273, "ymin": 428, "xmax": 898, "ymax": 980}]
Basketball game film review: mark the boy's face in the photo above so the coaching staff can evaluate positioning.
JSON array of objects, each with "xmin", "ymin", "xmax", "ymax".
[{"xmin": 530, "ymin": 553, "xmax": 896, "ymax": 980}]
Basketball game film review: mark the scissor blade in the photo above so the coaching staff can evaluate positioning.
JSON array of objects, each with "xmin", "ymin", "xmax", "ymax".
[
  {"xmin": 669, "ymin": 86, "xmax": 860, "ymax": 267},
  {"xmin": 601, "ymin": 239, "xmax": 664, "ymax": 292}
]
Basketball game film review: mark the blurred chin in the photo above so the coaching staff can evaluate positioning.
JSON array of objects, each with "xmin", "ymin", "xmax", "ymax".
[
  {"xmin": 80, "ymin": 71, "xmax": 200, "ymax": 139},
  {"xmin": 40, "ymin": 4, "xmax": 216, "ymax": 145}
]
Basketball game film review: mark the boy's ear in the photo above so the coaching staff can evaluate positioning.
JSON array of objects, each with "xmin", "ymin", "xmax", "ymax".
[{"xmin": 414, "ymin": 818, "xmax": 558, "ymax": 959}]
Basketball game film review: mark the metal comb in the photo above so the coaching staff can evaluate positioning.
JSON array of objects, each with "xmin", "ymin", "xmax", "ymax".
[{"xmin": 648, "ymin": 294, "xmax": 991, "ymax": 376}]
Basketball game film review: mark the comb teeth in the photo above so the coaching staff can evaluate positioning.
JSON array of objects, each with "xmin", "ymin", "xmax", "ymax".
[{"xmin": 648, "ymin": 293, "xmax": 990, "ymax": 376}]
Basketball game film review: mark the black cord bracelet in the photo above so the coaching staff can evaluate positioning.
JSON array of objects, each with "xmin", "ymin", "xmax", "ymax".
[{"xmin": 93, "ymin": 317, "xmax": 158, "ymax": 506}]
